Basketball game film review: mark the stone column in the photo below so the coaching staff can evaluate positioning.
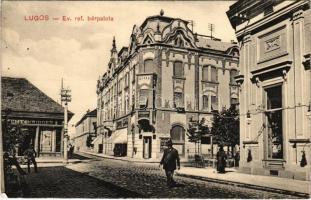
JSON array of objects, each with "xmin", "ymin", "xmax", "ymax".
[
  {"xmin": 292, "ymin": 10, "xmax": 305, "ymax": 137},
  {"xmin": 51, "ymin": 130, "xmax": 56, "ymax": 152},
  {"xmin": 34, "ymin": 126, "xmax": 40, "ymax": 156}
]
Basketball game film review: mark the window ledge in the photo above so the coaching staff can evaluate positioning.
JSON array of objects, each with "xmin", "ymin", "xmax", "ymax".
[
  {"xmin": 172, "ymin": 76, "xmax": 186, "ymax": 80},
  {"xmin": 201, "ymin": 80, "xmax": 219, "ymax": 84}
]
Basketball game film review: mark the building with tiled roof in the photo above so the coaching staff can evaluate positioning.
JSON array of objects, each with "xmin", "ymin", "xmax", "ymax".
[
  {"xmin": 1, "ymin": 77, "xmax": 74, "ymax": 157},
  {"xmin": 96, "ymin": 11, "xmax": 239, "ymax": 160}
]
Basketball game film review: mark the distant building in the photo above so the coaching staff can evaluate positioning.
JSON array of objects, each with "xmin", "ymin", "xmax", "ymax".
[
  {"xmin": 227, "ymin": 0, "xmax": 310, "ymax": 180},
  {"xmin": 73, "ymin": 109, "xmax": 97, "ymax": 152},
  {"xmin": 96, "ymin": 11, "xmax": 239, "ymax": 160},
  {"xmin": 1, "ymin": 77, "xmax": 74, "ymax": 157}
]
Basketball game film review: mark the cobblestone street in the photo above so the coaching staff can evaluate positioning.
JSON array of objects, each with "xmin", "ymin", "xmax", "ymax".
[
  {"xmin": 22, "ymin": 164, "xmax": 141, "ymax": 198},
  {"xmin": 24, "ymin": 153, "xmax": 300, "ymax": 199}
]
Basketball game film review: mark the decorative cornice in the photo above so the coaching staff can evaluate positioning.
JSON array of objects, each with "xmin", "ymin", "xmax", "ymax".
[{"xmin": 251, "ymin": 60, "xmax": 292, "ymax": 81}]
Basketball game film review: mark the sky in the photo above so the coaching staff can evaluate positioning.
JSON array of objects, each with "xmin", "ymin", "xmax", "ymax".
[{"xmin": 1, "ymin": 1, "xmax": 237, "ymax": 135}]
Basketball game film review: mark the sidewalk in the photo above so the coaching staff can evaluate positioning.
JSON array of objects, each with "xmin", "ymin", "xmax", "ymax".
[
  {"xmin": 176, "ymin": 167, "xmax": 310, "ymax": 196},
  {"xmin": 80, "ymin": 150, "xmax": 310, "ymax": 196}
]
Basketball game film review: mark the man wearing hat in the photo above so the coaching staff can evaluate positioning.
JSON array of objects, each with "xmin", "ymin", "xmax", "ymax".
[{"xmin": 159, "ymin": 139, "xmax": 180, "ymax": 187}]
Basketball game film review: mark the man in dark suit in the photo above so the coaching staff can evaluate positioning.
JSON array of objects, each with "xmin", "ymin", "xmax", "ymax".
[{"xmin": 159, "ymin": 139, "xmax": 180, "ymax": 187}]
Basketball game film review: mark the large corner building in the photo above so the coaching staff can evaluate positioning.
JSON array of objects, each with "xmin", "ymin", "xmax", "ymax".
[
  {"xmin": 96, "ymin": 12, "xmax": 239, "ymax": 160},
  {"xmin": 227, "ymin": 0, "xmax": 310, "ymax": 180}
]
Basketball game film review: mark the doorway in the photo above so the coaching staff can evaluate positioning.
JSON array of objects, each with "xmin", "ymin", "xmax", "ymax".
[
  {"xmin": 264, "ymin": 85, "xmax": 283, "ymax": 159},
  {"xmin": 143, "ymin": 136, "xmax": 152, "ymax": 159}
]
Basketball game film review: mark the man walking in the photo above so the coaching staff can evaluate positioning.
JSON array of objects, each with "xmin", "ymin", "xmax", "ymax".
[
  {"xmin": 24, "ymin": 144, "xmax": 38, "ymax": 173},
  {"xmin": 159, "ymin": 139, "xmax": 180, "ymax": 188}
]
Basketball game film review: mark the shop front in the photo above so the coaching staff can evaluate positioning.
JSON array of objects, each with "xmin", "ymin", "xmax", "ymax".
[{"xmin": 1, "ymin": 77, "xmax": 74, "ymax": 158}]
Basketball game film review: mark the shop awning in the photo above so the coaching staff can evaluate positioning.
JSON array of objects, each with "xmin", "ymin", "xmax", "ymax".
[
  {"xmin": 91, "ymin": 136, "xmax": 102, "ymax": 145},
  {"xmin": 107, "ymin": 128, "xmax": 127, "ymax": 144}
]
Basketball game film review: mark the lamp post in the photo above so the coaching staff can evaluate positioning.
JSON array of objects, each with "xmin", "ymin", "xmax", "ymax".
[{"xmin": 61, "ymin": 84, "xmax": 71, "ymax": 164}]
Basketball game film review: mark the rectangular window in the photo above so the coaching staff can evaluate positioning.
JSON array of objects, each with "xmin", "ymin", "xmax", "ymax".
[
  {"xmin": 139, "ymin": 89, "xmax": 149, "ymax": 108},
  {"xmin": 230, "ymin": 70, "xmax": 238, "ymax": 84},
  {"xmin": 174, "ymin": 92, "xmax": 184, "ymax": 107},
  {"xmin": 143, "ymin": 59, "xmax": 153, "ymax": 73},
  {"xmin": 202, "ymin": 66, "xmax": 209, "ymax": 81},
  {"xmin": 173, "ymin": 61, "xmax": 183, "ymax": 77},
  {"xmin": 211, "ymin": 67, "xmax": 218, "ymax": 82},
  {"xmin": 203, "ymin": 95, "xmax": 209, "ymax": 110},
  {"xmin": 211, "ymin": 95, "xmax": 218, "ymax": 111}
]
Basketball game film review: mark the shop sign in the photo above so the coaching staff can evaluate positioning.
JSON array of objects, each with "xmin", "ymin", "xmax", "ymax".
[
  {"xmin": 8, "ymin": 119, "xmax": 56, "ymax": 125},
  {"xmin": 116, "ymin": 118, "xmax": 128, "ymax": 129},
  {"xmin": 138, "ymin": 111, "xmax": 149, "ymax": 119}
]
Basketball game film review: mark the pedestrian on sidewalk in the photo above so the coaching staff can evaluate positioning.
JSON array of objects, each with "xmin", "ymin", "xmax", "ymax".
[
  {"xmin": 4, "ymin": 144, "xmax": 26, "ymax": 175},
  {"xmin": 159, "ymin": 139, "xmax": 180, "ymax": 188},
  {"xmin": 216, "ymin": 145, "xmax": 227, "ymax": 173},
  {"xmin": 24, "ymin": 144, "xmax": 38, "ymax": 173}
]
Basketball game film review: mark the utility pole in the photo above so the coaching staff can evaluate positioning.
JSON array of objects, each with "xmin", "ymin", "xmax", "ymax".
[
  {"xmin": 208, "ymin": 23, "xmax": 215, "ymax": 40},
  {"xmin": 0, "ymin": 110, "xmax": 5, "ymax": 196},
  {"xmin": 61, "ymin": 79, "xmax": 71, "ymax": 164}
]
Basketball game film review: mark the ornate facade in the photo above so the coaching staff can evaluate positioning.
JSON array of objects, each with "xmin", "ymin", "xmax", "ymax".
[
  {"xmin": 227, "ymin": 0, "xmax": 311, "ymax": 180},
  {"xmin": 96, "ymin": 12, "xmax": 239, "ymax": 160}
]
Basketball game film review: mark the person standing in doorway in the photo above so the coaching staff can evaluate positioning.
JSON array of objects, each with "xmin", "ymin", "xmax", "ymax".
[
  {"xmin": 24, "ymin": 144, "xmax": 38, "ymax": 173},
  {"xmin": 159, "ymin": 139, "xmax": 180, "ymax": 187}
]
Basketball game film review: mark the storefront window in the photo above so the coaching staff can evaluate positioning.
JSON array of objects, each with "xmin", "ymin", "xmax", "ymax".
[{"xmin": 265, "ymin": 85, "xmax": 283, "ymax": 159}]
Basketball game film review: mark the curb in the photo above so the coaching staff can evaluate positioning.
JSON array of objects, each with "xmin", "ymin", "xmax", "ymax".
[
  {"xmin": 176, "ymin": 173, "xmax": 310, "ymax": 198},
  {"xmin": 77, "ymin": 151, "xmax": 161, "ymax": 164}
]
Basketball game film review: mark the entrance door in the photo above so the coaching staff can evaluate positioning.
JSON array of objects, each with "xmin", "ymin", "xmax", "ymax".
[
  {"xmin": 264, "ymin": 85, "xmax": 283, "ymax": 159},
  {"xmin": 143, "ymin": 136, "xmax": 152, "ymax": 159}
]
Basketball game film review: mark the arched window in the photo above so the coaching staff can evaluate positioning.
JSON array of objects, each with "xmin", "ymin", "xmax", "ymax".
[
  {"xmin": 173, "ymin": 61, "xmax": 183, "ymax": 77},
  {"xmin": 202, "ymin": 66, "xmax": 209, "ymax": 81},
  {"xmin": 170, "ymin": 125, "xmax": 185, "ymax": 142},
  {"xmin": 170, "ymin": 125, "xmax": 185, "ymax": 156},
  {"xmin": 143, "ymin": 59, "xmax": 153, "ymax": 73}
]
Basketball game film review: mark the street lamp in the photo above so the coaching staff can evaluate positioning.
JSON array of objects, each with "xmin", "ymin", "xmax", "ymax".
[{"xmin": 61, "ymin": 83, "xmax": 71, "ymax": 164}]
